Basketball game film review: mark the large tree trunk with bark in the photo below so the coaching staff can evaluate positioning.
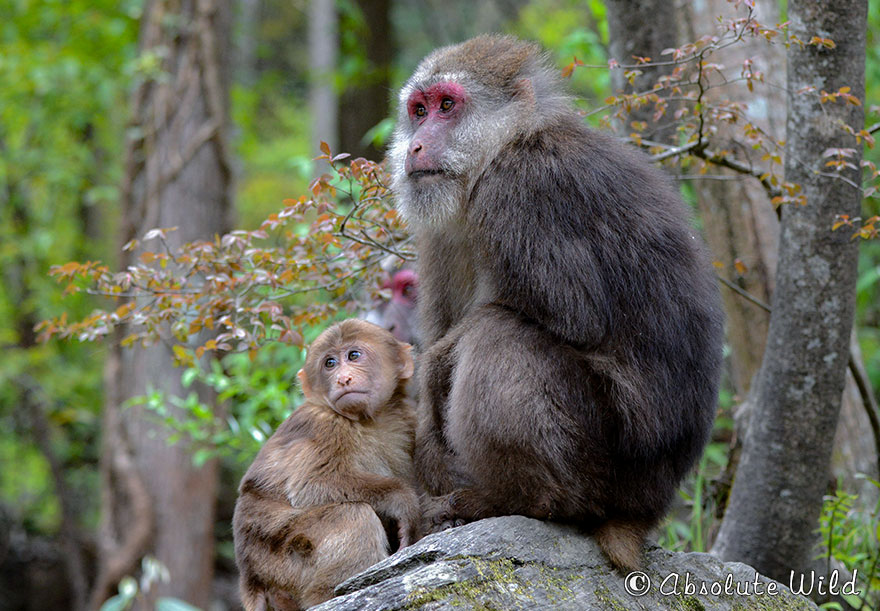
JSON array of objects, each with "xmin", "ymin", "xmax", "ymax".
[
  {"xmin": 712, "ymin": 0, "xmax": 866, "ymax": 581},
  {"xmin": 90, "ymin": 1, "xmax": 233, "ymax": 608}
]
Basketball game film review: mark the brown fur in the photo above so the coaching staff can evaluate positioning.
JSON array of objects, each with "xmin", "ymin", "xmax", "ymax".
[
  {"xmin": 421, "ymin": 35, "xmax": 540, "ymax": 95},
  {"xmin": 233, "ymin": 320, "xmax": 421, "ymax": 610},
  {"xmin": 390, "ymin": 36, "xmax": 724, "ymax": 571}
]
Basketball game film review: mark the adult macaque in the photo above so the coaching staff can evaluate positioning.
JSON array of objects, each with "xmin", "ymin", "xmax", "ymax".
[
  {"xmin": 233, "ymin": 319, "xmax": 420, "ymax": 610},
  {"xmin": 388, "ymin": 35, "xmax": 724, "ymax": 571},
  {"xmin": 363, "ymin": 257, "xmax": 420, "ymax": 346}
]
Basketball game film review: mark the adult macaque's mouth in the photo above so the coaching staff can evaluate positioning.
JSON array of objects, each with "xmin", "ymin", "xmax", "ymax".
[{"xmin": 408, "ymin": 169, "xmax": 445, "ymax": 179}]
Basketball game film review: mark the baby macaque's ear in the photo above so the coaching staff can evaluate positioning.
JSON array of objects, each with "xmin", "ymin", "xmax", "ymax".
[
  {"xmin": 296, "ymin": 368, "xmax": 310, "ymax": 396},
  {"xmin": 399, "ymin": 343, "xmax": 415, "ymax": 380}
]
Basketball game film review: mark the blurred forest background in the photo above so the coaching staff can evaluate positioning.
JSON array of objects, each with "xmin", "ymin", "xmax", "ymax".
[{"xmin": 1, "ymin": 0, "xmax": 879, "ymax": 610}]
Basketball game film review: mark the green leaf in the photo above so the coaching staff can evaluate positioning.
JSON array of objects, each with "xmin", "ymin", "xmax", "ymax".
[
  {"xmin": 99, "ymin": 595, "xmax": 131, "ymax": 611},
  {"xmin": 181, "ymin": 368, "xmax": 199, "ymax": 388},
  {"xmin": 156, "ymin": 597, "xmax": 203, "ymax": 611},
  {"xmin": 118, "ymin": 576, "xmax": 138, "ymax": 598},
  {"xmin": 193, "ymin": 448, "xmax": 213, "ymax": 467}
]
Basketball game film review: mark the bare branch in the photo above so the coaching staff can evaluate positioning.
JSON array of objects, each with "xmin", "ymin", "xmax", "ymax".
[
  {"xmin": 648, "ymin": 138, "xmax": 706, "ymax": 162},
  {"xmin": 717, "ymin": 275, "xmax": 771, "ymax": 312},
  {"xmin": 849, "ymin": 344, "xmax": 880, "ymax": 479}
]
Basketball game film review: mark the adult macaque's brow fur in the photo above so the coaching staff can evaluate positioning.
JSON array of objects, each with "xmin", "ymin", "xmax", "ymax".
[{"xmin": 389, "ymin": 34, "xmax": 724, "ymax": 572}]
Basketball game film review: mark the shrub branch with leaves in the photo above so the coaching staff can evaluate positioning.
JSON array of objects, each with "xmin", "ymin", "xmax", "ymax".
[
  {"xmin": 574, "ymin": 2, "xmax": 878, "ymax": 219},
  {"xmin": 38, "ymin": 147, "xmax": 411, "ymax": 363}
]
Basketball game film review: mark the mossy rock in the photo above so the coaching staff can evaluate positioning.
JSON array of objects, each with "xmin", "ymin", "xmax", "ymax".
[{"xmin": 310, "ymin": 516, "xmax": 819, "ymax": 611}]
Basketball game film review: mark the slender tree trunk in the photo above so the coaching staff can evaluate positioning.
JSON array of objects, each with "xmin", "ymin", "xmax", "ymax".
[
  {"xmin": 238, "ymin": 0, "xmax": 260, "ymax": 88},
  {"xmin": 91, "ymin": 1, "xmax": 233, "ymax": 608},
  {"xmin": 712, "ymin": 0, "xmax": 866, "ymax": 581},
  {"xmin": 685, "ymin": 0, "xmax": 783, "ymax": 399},
  {"xmin": 309, "ymin": 0, "xmax": 339, "ymax": 173}
]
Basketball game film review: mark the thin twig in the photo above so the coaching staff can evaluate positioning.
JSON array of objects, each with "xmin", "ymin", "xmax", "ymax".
[
  {"xmin": 693, "ymin": 146, "xmax": 783, "ymax": 200},
  {"xmin": 649, "ymin": 138, "xmax": 706, "ymax": 162},
  {"xmin": 717, "ymin": 275, "xmax": 771, "ymax": 312},
  {"xmin": 848, "ymin": 346, "xmax": 880, "ymax": 479},
  {"xmin": 581, "ymin": 7, "xmax": 757, "ymax": 72}
]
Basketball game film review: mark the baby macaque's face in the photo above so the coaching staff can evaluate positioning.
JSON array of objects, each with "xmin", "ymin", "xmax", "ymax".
[{"xmin": 298, "ymin": 320, "xmax": 414, "ymax": 421}]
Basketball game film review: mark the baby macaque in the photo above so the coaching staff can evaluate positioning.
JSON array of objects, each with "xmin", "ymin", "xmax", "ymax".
[{"xmin": 233, "ymin": 319, "xmax": 421, "ymax": 611}]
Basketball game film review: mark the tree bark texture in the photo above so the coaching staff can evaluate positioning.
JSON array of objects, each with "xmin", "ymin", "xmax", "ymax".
[
  {"xmin": 91, "ymin": 1, "xmax": 233, "ymax": 608},
  {"xmin": 605, "ymin": 0, "xmax": 678, "ymax": 137},
  {"xmin": 712, "ymin": 0, "xmax": 866, "ymax": 582},
  {"xmin": 309, "ymin": 0, "xmax": 339, "ymax": 174}
]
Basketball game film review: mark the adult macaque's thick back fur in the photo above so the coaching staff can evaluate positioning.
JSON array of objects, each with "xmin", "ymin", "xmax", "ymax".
[{"xmin": 389, "ymin": 35, "xmax": 724, "ymax": 571}]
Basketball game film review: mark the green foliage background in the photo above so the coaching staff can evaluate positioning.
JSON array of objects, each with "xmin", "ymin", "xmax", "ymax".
[
  {"xmin": 0, "ymin": 0, "xmax": 138, "ymax": 534},
  {"xmin": 0, "ymin": 0, "xmax": 878, "ymax": 598}
]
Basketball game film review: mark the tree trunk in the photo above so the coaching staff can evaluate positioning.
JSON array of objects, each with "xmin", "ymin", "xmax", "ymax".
[
  {"xmin": 684, "ymin": 0, "xmax": 783, "ymax": 399},
  {"xmin": 605, "ymin": 0, "xmax": 678, "ymax": 138},
  {"xmin": 338, "ymin": 0, "xmax": 392, "ymax": 160},
  {"xmin": 688, "ymin": 0, "xmax": 876, "ymax": 516},
  {"xmin": 91, "ymin": 1, "xmax": 233, "ymax": 608},
  {"xmin": 309, "ymin": 0, "xmax": 339, "ymax": 173},
  {"xmin": 712, "ymin": 0, "xmax": 866, "ymax": 582}
]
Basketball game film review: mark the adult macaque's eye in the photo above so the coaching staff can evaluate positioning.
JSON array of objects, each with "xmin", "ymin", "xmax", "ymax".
[
  {"xmin": 414, "ymin": 104, "xmax": 426, "ymax": 118},
  {"xmin": 439, "ymin": 97, "xmax": 454, "ymax": 112}
]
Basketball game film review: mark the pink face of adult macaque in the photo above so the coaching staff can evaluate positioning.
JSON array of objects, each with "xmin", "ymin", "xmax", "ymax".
[
  {"xmin": 363, "ymin": 264, "xmax": 420, "ymax": 345},
  {"xmin": 403, "ymin": 82, "xmax": 468, "ymax": 180},
  {"xmin": 297, "ymin": 319, "xmax": 414, "ymax": 421}
]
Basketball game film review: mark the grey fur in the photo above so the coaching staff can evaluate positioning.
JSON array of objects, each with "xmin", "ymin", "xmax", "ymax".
[{"xmin": 389, "ymin": 35, "xmax": 724, "ymax": 570}]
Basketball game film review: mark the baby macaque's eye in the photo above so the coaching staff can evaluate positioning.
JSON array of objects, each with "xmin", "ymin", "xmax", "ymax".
[
  {"xmin": 347, "ymin": 350, "xmax": 361, "ymax": 362},
  {"xmin": 324, "ymin": 357, "xmax": 337, "ymax": 369}
]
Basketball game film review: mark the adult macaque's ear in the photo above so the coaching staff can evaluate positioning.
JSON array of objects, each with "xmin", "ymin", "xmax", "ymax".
[
  {"xmin": 399, "ymin": 343, "xmax": 415, "ymax": 380},
  {"xmin": 296, "ymin": 368, "xmax": 310, "ymax": 396}
]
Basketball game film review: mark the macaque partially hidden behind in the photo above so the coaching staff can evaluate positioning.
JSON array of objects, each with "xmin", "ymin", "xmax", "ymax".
[{"xmin": 233, "ymin": 319, "xmax": 421, "ymax": 611}]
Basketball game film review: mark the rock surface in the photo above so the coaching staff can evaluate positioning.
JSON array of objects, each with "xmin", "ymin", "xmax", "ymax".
[{"xmin": 312, "ymin": 515, "xmax": 818, "ymax": 610}]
